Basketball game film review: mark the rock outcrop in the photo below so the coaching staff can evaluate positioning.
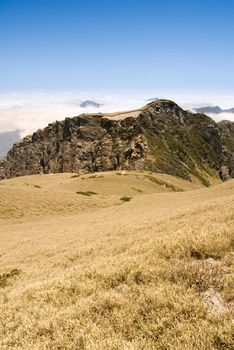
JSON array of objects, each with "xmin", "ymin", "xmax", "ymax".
[
  {"xmin": 218, "ymin": 120, "xmax": 234, "ymax": 179},
  {"xmin": 1, "ymin": 99, "xmax": 234, "ymax": 185}
]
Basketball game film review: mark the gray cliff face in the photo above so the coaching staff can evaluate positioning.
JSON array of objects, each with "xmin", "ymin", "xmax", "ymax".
[
  {"xmin": 0, "ymin": 100, "xmax": 233, "ymax": 185},
  {"xmin": 1, "ymin": 114, "xmax": 149, "ymax": 178},
  {"xmin": 218, "ymin": 120, "xmax": 234, "ymax": 179}
]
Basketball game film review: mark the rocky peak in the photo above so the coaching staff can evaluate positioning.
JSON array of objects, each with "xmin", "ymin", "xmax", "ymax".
[
  {"xmin": 0, "ymin": 100, "xmax": 234, "ymax": 185},
  {"xmin": 144, "ymin": 99, "xmax": 184, "ymax": 115}
]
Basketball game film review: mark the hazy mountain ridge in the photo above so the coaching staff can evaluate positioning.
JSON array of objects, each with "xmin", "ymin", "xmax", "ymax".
[
  {"xmin": 0, "ymin": 130, "xmax": 20, "ymax": 158},
  {"xmin": 195, "ymin": 106, "xmax": 234, "ymax": 114},
  {"xmin": 1, "ymin": 99, "xmax": 234, "ymax": 184}
]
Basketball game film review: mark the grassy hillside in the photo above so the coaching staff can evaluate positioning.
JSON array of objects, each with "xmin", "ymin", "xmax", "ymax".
[
  {"xmin": 143, "ymin": 107, "xmax": 222, "ymax": 186},
  {"xmin": 0, "ymin": 171, "xmax": 233, "ymax": 349},
  {"xmin": 0, "ymin": 171, "xmax": 200, "ymax": 222}
]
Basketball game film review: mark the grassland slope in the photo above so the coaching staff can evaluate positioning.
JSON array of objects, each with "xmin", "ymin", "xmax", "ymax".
[{"xmin": 0, "ymin": 171, "xmax": 233, "ymax": 349}]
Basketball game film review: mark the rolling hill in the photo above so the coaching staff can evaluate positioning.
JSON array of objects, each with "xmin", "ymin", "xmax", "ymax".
[{"xmin": 0, "ymin": 171, "xmax": 233, "ymax": 349}]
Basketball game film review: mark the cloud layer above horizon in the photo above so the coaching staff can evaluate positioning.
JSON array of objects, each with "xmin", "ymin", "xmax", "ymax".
[{"xmin": 0, "ymin": 91, "xmax": 234, "ymax": 138}]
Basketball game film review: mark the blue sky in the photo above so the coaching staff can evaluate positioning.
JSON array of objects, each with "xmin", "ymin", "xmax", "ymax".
[{"xmin": 0, "ymin": 0, "xmax": 233, "ymax": 92}]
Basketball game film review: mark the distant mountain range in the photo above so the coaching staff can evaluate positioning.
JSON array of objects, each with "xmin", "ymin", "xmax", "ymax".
[
  {"xmin": 80, "ymin": 100, "xmax": 102, "ymax": 108},
  {"xmin": 194, "ymin": 106, "xmax": 234, "ymax": 114},
  {"xmin": 0, "ymin": 130, "xmax": 20, "ymax": 158}
]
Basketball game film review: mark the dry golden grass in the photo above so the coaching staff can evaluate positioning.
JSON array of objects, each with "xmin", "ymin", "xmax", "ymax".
[{"xmin": 0, "ymin": 171, "xmax": 233, "ymax": 349}]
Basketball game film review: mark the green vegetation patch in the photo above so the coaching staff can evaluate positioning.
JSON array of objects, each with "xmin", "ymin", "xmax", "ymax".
[
  {"xmin": 116, "ymin": 172, "xmax": 128, "ymax": 176},
  {"xmin": 146, "ymin": 175, "xmax": 183, "ymax": 192},
  {"xmin": 0, "ymin": 269, "xmax": 21, "ymax": 289},
  {"xmin": 120, "ymin": 196, "xmax": 132, "ymax": 202},
  {"xmin": 88, "ymin": 175, "xmax": 104, "ymax": 179},
  {"xmin": 76, "ymin": 191, "xmax": 97, "ymax": 196},
  {"xmin": 144, "ymin": 129, "xmax": 219, "ymax": 186},
  {"xmin": 70, "ymin": 174, "xmax": 80, "ymax": 178},
  {"xmin": 131, "ymin": 187, "xmax": 143, "ymax": 193}
]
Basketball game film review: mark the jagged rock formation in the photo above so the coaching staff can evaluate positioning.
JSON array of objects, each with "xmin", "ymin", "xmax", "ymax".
[
  {"xmin": 1, "ymin": 100, "xmax": 234, "ymax": 185},
  {"xmin": 218, "ymin": 120, "xmax": 234, "ymax": 179}
]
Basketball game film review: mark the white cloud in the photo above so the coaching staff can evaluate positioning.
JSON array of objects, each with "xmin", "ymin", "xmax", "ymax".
[
  {"xmin": 0, "ymin": 91, "xmax": 233, "ymax": 138},
  {"xmin": 0, "ymin": 92, "xmax": 146, "ymax": 137},
  {"xmin": 205, "ymin": 112, "xmax": 234, "ymax": 123}
]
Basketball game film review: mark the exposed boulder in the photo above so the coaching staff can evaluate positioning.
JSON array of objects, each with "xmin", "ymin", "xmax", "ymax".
[{"xmin": 203, "ymin": 288, "xmax": 228, "ymax": 315}]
